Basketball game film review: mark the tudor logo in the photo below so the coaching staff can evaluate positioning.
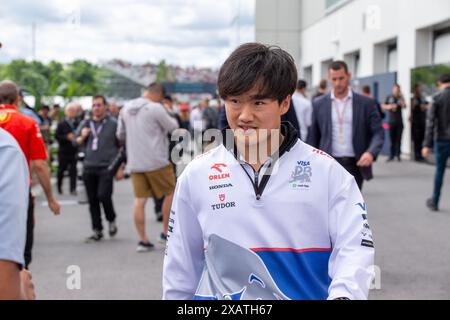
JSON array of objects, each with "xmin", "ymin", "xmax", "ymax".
[
  {"xmin": 219, "ymin": 194, "xmax": 225, "ymax": 202},
  {"xmin": 209, "ymin": 163, "xmax": 231, "ymax": 181}
]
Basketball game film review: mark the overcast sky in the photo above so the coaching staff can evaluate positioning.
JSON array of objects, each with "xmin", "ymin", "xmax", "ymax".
[{"xmin": 0, "ymin": 0, "xmax": 255, "ymax": 67}]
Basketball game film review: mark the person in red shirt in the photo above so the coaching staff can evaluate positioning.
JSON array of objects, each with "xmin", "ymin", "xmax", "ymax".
[{"xmin": 0, "ymin": 80, "xmax": 60, "ymax": 269}]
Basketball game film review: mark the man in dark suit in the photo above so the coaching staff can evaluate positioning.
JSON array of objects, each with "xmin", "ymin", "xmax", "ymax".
[
  {"xmin": 307, "ymin": 61, "xmax": 384, "ymax": 190},
  {"xmin": 56, "ymin": 103, "xmax": 79, "ymax": 195}
]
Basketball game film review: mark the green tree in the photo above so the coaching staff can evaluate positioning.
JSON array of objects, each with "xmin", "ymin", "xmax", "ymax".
[
  {"xmin": 60, "ymin": 60, "xmax": 99, "ymax": 97},
  {"xmin": 0, "ymin": 59, "xmax": 112, "ymax": 106},
  {"xmin": 156, "ymin": 60, "xmax": 168, "ymax": 82}
]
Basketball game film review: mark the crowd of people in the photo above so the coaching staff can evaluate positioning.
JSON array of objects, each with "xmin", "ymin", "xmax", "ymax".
[
  {"xmin": 1, "ymin": 43, "xmax": 449, "ymax": 300},
  {"xmin": 104, "ymin": 59, "xmax": 218, "ymax": 84}
]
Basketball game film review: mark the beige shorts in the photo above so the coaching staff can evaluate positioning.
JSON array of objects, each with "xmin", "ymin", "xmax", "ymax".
[{"xmin": 131, "ymin": 165, "xmax": 176, "ymax": 199}]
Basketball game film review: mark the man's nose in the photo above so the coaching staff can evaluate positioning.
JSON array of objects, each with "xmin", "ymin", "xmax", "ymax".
[{"xmin": 238, "ymin": 104, "xmax": 254, "ymax": 123}]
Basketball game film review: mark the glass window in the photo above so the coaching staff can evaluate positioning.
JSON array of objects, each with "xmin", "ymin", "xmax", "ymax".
[
  {"xmin": 433, "ymin": 30, "xmax": 450, "ymax": 64},
  {"xmin": 387, "ymin": 44, "xmax": 398, "ymax": 72}
]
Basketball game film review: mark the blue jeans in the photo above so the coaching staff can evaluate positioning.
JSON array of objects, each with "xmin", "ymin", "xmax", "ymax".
[{"xmin": 433, "ymin": 141, "xmax": 450, "ymax": 205}]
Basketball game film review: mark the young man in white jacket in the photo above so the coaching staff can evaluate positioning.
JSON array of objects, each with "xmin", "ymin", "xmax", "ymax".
[{"xmin": 162, "ymin": 43, "xmax": 375, "ymax": 300}]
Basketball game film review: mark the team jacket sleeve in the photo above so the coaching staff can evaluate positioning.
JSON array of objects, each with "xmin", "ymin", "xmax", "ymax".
[
  {"xmin": 0, "ymin": 141, "xmax": 29, "ymax": 267},
  {"xmin": 75, "ymin": 120, "xmax": 88, "ymax": 137},
  {"xmin": 162, "ymin": 169, "xmax": 205, "ymax": 300},
  {"xmin": 155, "ymin": 106, "xmax": 179, "ymax": 135},
  {"xmin": 327, "ymin": 174, "xmax": 375, "ymax": 300},
  {"xmin": 423, "ymin": 97, "xmax": 438, "ymax": 148},
  {"xmin": 29, "ymin": 121, "xmax": 48, "ymax": 160},
  {"xmin": 367, "ymin": 101, "xmax": 384, "ymax": 158},
  {"xmin": 116, "ymin": 110, "xmax": 126, "ymax": 143},
  {"xmin": 306, "ymin": 102, "xmax": 321, "ymax": 148}
]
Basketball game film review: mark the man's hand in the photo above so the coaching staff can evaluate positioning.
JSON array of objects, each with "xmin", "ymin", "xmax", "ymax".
[
  {"xmin": 31, "ymin": 159, "xmax": 60, "ymax": 216},
  {"xmin": 115, "ymin": 166, "xmax": 125, "ymax": 181},
  {"xmin": 81, "ymin": 128, "xmax": 91, "ymax": 138},
  {"xmin": 422, "ymin": 147, "xmax": 431, "ymax": 158},
  {"xmin": 48, "ymin": 197, "xmax": 61, "ymax": 215},
  {"xmin": 357, "ymin": 152, "xmax": 374, "ymax": 167},
  {"xmin": 20, "ymin": 270, "xmax": 35, "ymax": 300},
  {"xmin": 66, "ymin": 133, "xmax": 75, "ymax": 141}
]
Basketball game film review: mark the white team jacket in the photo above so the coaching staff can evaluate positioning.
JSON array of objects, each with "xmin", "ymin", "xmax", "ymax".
[{"xmin": 163, "ymin": 124, "xmax": 375, "ymax": 300}]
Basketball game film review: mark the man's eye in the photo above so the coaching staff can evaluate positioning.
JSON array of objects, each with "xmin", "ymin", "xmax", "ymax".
[
  {"xmin": 255, "ymin": 101, "xmax": 265, "ymax": 106},
  {"xmin": 230, "ymin": 99, "xmax": 239, "ymax": 104}
]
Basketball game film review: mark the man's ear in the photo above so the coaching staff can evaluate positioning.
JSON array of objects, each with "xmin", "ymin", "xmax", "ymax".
[
  {"xmin": 14, "ymin": 96, "xmax": 21, "ymax": 107},
  {"xmin": 280, "ymin": 95, "xmax": 291, "ymax": 116}
]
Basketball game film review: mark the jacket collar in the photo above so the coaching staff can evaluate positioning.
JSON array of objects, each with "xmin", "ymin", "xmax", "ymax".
[{"xmin": 0, "ymin": 104, "xmax": 17, "ymax": 111}]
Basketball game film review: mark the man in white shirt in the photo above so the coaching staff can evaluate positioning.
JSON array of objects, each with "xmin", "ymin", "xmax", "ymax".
[
  {"xmin": 291, "ymin": 80, "xmax": 312, "ymax": 141},
  {"xmin": 0, "ymin": 128, "xmax": 35, "ymax": 299},
  {"xmin": 163, "ymin": 43, "xmax": 375, "ymax": 300}
]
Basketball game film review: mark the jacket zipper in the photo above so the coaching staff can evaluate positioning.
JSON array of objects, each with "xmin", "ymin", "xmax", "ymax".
[
  {"xmin": 254, "ymin": 171, "xmax": 261, "ymax": 200},
  {"xmin": 242, "ymin": 164, "xmax": 266, "ymax": 201}
]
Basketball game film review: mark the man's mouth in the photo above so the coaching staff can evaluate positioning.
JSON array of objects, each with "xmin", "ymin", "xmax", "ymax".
[{"xmin": 237, "ymin": 125, "xmax": 258, "ymax": 133}]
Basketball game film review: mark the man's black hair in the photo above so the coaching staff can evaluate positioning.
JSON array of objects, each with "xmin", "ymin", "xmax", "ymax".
[
  {"xmin": 329, "ymin": 61, "xmax": 349, "ymax": 73},
  {"xmin": 217, "ymin": 42, "xmax": 298, "ymax": 104},
  {"xmin": 163, "ymin": 95, "xmax": 173, "ymax": 102},
  {"xmin": 362, "ymin": 85, "xmax": 371, "ymax": 94},
  {"xmin": 297, "ymin": 79, "xmax": 307, "ymax": 90},
  {"xmin": 40, "ymin": 104, "xmax": 50, "ymax": 111},
  {"xmin": 439, "ymin": 74, "xmax": 450, "ymax": 84},
  {"xmin": 319, "ymin": 79, "xmax": 328, "ymax": 90},
  {"xmin": 93, "ymin": 95, "xmax": 108, "ymax": 105}
]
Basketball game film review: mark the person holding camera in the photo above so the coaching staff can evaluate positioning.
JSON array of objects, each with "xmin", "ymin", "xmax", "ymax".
[{"xmin": 76, "ymin": 95, "xmax": 121, "ymax": 242}]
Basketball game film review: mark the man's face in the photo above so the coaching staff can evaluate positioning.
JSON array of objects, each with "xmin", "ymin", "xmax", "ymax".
[
  {"xmin": 415, "ymin": 85, "xmax": 422, "ymax": 95},
  {"xmin": 41, "ymin": 108, "xmax": 49, "ymax": 116},
  {"xmin": 66, "ymin": 107, "xmax": 77, "ymax": 119},
  {"xmin": 92, "ymin": 98, "xmax": 107, "ymax": 118},
  {"xmin": 109, "ymin": 102, "xmax": 119, "ymax": 115},
  {"xmin": 392, "ymin": 85, "xmax": 401, "ymax": 96},
  {"xmin": 162, "ymin": 99, "xmax": 173, "ymax": 110},
  {"xmin": 225, "ymin": 87, "xmax": 290, "ymax": 149},
  {"xmin": 329, "ymin": 68, "xmax": 351, "ymax": 96},
  {"xmin": 200, "ymin": 100, "xmax": 208, "ymax": 109}
]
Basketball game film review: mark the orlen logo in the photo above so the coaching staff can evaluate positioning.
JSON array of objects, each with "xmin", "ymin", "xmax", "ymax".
[
  {"xmin": 209, "ymin": 163, "xmax": 231, "ymax": 181},
  {"xmin": 219, "ymin": 194, "xmax": 225, "ymax": 202}
]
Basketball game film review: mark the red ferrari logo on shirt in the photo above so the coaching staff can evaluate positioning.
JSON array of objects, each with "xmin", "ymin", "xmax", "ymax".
[{"xmin": 0, "ymin": 112, "xmax": 12, "ymax": 124}]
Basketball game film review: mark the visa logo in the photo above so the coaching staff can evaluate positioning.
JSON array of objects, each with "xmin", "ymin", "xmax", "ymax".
[{"xmin": 297, "ymin": 161, "xmax": 310, "ymax": 166}]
